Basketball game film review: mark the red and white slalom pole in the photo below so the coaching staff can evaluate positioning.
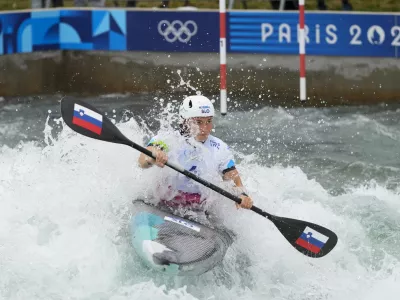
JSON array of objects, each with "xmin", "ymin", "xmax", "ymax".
[
  {"xmin": 299, "ymin": 0, "xmax": 306, "ymax": 101},
  {"xmin": 219, "ymin": 0, "xmax": 227, "ymax": 115}
]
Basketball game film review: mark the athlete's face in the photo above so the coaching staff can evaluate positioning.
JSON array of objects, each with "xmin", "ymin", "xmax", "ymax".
[{"xmin": 188, "ymin": 117, "xmax": 213, "ymax": 142}]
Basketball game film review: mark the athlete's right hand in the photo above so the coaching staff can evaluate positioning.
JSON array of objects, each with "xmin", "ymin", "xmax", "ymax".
[{"xmin": 151, "ymin": 149, "xmax": 168, "ymax": 168}]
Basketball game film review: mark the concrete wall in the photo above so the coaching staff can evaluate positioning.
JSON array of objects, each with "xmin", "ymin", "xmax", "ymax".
[{"xmin": 0, "ymin": 50, "xmax": 399, "ymax": 107}]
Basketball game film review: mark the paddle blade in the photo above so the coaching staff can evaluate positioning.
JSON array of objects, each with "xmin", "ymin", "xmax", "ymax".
[
  {"xmin": 270, "ymin": 215, "xmax": 338, "ymax": 258},
  {"xmin": 60, "ymin": 98, "xmax": 129, "ymax": 144}
]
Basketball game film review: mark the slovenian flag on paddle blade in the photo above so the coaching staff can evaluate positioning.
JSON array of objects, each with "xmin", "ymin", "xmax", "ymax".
[
  {"xmin": 295, "ymin": 226, "xmax": 329, "ymax": 254},
  {"xmin": 72, "ymin": 104, "xmax": 103, "ymax": 135}
]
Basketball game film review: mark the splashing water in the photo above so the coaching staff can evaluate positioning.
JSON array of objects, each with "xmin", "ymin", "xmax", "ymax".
[{"xmin": 0, "ymin": 97, "xmax": 399, "ymax": 300}]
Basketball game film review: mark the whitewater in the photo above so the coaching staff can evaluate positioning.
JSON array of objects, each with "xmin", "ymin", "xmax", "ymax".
[{"xmin": 0, "ymin": 94, "xmax": 399, "ymax": 300}]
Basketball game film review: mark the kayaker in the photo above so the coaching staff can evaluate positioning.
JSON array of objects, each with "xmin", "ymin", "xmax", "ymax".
[{"xmin": 138, "ymin": 95, "xmax": 253, "ymax": 211}]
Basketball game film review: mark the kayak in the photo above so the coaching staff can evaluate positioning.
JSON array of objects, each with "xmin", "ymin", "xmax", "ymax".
[{"xmin": 129, "ymin": 199, "xmax": 233, "ymax": 276}]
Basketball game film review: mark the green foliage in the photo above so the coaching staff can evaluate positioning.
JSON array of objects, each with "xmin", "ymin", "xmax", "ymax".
[{"xmin": 0, "ymin": 0, "xmax": 398, "ymax": 12}]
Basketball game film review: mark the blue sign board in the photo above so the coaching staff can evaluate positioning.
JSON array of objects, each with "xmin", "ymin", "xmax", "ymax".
[
  {"xmin": 0, "ymin": 9, "xmax": 218, "ymax": 55},
  {"xmin": 0, "ymin": 9, "xmax": 399, "ymax": 58},
  {"xmin": 229, "ymin": 12, "xmax": 400, "ymax": 57},
  {"xmin": 126, "ymin": 11, "xmax": 218, "ymax": 52},
  {"xmin": 0, "ymin": 10, "xmax": 128, "ymax": 54}
]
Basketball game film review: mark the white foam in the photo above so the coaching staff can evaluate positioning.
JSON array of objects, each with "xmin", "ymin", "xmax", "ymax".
[{"xmin": 0, "ymin": 113, "xmax": 399, "ymax": 300}]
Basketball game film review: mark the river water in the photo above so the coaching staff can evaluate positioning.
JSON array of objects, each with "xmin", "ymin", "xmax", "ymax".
[{"xmin": 0, "ymin": 93, "xmax": 399, "ymax": 299}]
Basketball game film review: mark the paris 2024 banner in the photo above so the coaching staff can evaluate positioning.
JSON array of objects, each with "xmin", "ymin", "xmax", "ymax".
[{"xmin": 0, "ymin": 9, "xmax": 398, "ymax": 57}]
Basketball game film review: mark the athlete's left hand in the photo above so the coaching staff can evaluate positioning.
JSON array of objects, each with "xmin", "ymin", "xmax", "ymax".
[{"xmin": 236, "ymin": 194, "xmax": 253, "ymax": 209}]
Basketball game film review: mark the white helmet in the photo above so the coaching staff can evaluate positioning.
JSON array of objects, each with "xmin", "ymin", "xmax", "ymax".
[{"xmin": 179, "ymin": 95, "xmax": 215, "ymax": 119}]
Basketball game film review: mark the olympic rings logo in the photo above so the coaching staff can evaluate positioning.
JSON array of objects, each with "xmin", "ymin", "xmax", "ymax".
[{"xmin": 157, "ymin": 20, "xmax": 198, "ymax": 43}]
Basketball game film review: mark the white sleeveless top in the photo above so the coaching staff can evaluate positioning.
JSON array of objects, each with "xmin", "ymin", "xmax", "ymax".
[{"xmin": 147, "ymin": 131, "xmax": 236, "ymax": 195}]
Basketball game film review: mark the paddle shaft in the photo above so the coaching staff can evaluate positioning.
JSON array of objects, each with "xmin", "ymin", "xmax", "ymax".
[{"xmin": 122, "ymin": 139, "xmax": 272, "ymax": 220}]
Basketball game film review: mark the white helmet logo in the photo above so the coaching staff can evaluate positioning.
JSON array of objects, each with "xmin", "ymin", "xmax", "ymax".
[
  {"xmin": 200, "ymin": 105, "xmax": 210, "ymax": 114},
  {"xmin": 158, "ymin": 20, "xmax": 198, "ymax": 43}
]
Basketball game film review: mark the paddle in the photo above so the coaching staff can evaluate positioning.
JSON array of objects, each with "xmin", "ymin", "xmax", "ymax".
[{"xmin": 60, "ymin": 98, "xmax": 338, "ymax": 258}]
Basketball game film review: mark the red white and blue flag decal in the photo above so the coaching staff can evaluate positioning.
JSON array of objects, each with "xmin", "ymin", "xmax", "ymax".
[
  {"xmin": 72, "ymin": 104, "xmax": 103, "ymax": 135},
  {"xmin": 295, "ymin": 226, "xmax": 329, "ymax": 254}
]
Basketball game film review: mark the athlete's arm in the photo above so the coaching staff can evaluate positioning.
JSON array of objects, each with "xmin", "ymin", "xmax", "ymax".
[
  {"xmin": 223, "ymin": 169, "xmax": 253, "ymax": 209},
  {"xmin": 138, "ymin": 146, "xmax": 168, "ymax": 169}
]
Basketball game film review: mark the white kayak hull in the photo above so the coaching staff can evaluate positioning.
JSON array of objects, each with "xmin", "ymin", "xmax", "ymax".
[{"xmin": 130, "ymin": 199, "xmax": 233, "ymax": 276}]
